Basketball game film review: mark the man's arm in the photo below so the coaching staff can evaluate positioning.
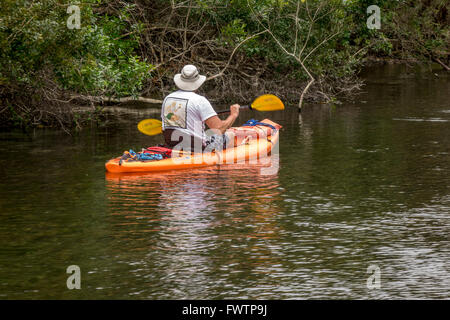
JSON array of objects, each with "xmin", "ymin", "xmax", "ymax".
[{"xmin": 205, "ymin": 104, "xmax": 240, "ymax": 134}]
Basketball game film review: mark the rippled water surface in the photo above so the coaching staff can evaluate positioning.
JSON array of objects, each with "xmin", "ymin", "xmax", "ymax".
[{"xmin": 0, "ymin": 65, "xmax": 449, "ymax": 299}]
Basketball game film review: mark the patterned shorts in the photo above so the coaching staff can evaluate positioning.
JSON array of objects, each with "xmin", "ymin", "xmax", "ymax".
[{"xmin": 204, "ymin": 134, "xmax": 229, "ymax": 151}]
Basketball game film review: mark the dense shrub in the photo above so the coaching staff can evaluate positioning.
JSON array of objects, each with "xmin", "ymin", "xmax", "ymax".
[
  {"xmin": 0, "ymin": 0, "xmax": 152, "ymax": 98},
  {"xmin": 0, "ymin": 0, "xmax": 448, "ymax": 128}
]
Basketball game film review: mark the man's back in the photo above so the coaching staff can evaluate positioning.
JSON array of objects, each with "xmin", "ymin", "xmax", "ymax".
[
  {"xmin": 160, "ymin": 65, "xmax": 239, "ymax": 151},
  {"xmin": 161, "ymin": 90, "xmax": 217, "ymax": 143}
]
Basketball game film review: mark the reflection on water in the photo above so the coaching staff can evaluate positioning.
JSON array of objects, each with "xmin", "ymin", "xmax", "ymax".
[
  {"xmin": 393, "ymin": 118, "xmax": 449, "ymax": 122},
  {"xmin": 0, "ymin": 64, "xmax": 449, "ymax": 299},
  {"xmin": 103, "ymin": 167, "xmax": 284, "ymax": 299}
]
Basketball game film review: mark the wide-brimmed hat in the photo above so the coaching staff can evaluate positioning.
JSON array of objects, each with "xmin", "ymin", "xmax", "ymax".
[{"xmin": 174, "ymin": 65, "xmax": 206, "ymax": 91}]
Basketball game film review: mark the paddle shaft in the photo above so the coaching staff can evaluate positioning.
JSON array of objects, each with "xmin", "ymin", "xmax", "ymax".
[{"xmin": 217, "ymin": 105, "xmax": 250, "ymax": 115}]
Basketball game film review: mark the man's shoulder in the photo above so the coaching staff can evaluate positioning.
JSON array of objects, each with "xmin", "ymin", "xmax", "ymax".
[
  {"xmin": 165, "ymin": 91, "xmax": 211, "ymax": 107},
  {"xmin": 166, "ymin": 90, "xmax": 203, "ymax": 99},
  {"xmin": 165, "ymin": 90, "xmax": 188, "ymax": 99},
  {"xmin": 184, "ymin": 92, "xmax": 211, "ymax": 105}
]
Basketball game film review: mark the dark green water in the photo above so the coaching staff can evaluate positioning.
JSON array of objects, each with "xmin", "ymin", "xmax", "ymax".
[{"xmin": 1, "ymin": 65, "xmax": 449, "ymax": 299}]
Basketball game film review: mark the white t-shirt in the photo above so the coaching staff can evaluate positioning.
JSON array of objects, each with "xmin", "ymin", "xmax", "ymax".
[{"xmin": 161, "ymin": 90, "xmax": 217, "ymax": 142}]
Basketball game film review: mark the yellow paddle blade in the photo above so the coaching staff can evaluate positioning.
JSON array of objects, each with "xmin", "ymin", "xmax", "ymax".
[
  {"xmin": 137, "ymin": 119, "xmax": 163, "ymax": 136},
  {"xmin": 251, "ymin": 94, "xmax": 285, "ymax": 112}
]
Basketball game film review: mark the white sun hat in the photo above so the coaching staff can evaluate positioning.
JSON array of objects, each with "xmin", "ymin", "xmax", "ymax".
[{"xmin": 174, "ymin": 65, "xmax": 207, "ymax": 91}]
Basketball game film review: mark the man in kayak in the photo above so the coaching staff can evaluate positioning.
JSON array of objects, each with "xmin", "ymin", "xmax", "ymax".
[{"xmin": 161, "ymin": 64, "xmax": 240, "ymax": 152}]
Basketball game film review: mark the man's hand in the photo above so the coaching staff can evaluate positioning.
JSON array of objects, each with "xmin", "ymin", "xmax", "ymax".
[{"xmin": 230, "ymin": 104, "xmax": 240, "ymax": 118}]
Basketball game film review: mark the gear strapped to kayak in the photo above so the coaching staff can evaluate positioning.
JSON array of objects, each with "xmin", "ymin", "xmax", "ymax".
[
  {"xmin": 106, "ymin": 119, "xmax": 281, "ymax": 173},
  {"xmin": 242, "ymin": 119, "xmax": 277, "ymax": 130},
  {"xmin": 118, "ymin": 147, "xmax": 173, "ymax": 165},
  {"xmin": 144, "ymin": 146, "xmax": 173, "ymax": 158}
]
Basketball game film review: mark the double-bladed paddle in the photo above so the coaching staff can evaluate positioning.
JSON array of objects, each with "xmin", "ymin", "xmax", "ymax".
[{"xmin": 137, "ymin": 94, "xmax": 284, "ymax": 136}]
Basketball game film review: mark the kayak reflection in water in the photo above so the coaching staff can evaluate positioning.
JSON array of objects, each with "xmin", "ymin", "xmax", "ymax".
[{"xmin": 161, "ymin": 64, "xmax": 240, "ymax": 153}]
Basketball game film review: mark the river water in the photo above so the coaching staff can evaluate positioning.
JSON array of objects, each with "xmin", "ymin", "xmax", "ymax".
[{"xmin": 0, "ymin": 64, "xmax": 449, "ymax": 299}]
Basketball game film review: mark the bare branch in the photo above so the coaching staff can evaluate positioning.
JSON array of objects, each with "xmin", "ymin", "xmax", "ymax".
[
  {"xmin": 302, "ymin": 30, "xmax": 341, "ymax": 63},
  {"xmin": 70, "ymin": 94, "xmax": 162, "ymax": 105},
  {"xmin": 207, "ymin": 30, "xmax": 268, "ymax": 81}
]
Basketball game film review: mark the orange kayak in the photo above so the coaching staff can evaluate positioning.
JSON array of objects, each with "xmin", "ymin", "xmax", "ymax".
[{"xmin": 105, "ymin": 119, "xmax": 281, "ymax": 173}]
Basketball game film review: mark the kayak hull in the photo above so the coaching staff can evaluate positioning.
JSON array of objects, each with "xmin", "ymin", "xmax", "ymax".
[{"xmin": 105, "ymin": 119, "xmax": 281, "ymax": 173}]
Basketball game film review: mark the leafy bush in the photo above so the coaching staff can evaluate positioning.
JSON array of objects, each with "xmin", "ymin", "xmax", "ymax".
[
  {"xmin": 0, "ymin": 0, "xmax": 152, "ymax": 97},
  {"xmin": 0, "ymin": 0, "xmax": 447, "ymax": 128}
]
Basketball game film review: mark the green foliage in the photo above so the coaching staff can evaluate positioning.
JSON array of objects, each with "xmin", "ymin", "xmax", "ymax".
[
  {"xmin": 212, "ymin": 0, "xmax": 370, "ymax": 80},
  {"xmin": 0, "ymin": 0, "xmax": 152, "ymax": 97},
  {"xmin": 2, "ymin": 0, "xmax": 445, "ymax": 100},
  {"xmin": 382, "ymin": 0, "xmax": 449, "ymax": 62},
  {"xmin": 221, "ymin": 19, "xmax": 247, "ymax": 46},
  {"xmin": 1, "ymin": 0, "xmax": 448, "ymax": 129},
  {"xmin": 201, "ymin": 0, "xmax": 448, "ymax": 82}
]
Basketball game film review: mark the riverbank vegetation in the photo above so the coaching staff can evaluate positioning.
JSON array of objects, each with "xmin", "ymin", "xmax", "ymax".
[{"xmin": 0, "ymin": 0, "xmax": 448, "ymax": 130}]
